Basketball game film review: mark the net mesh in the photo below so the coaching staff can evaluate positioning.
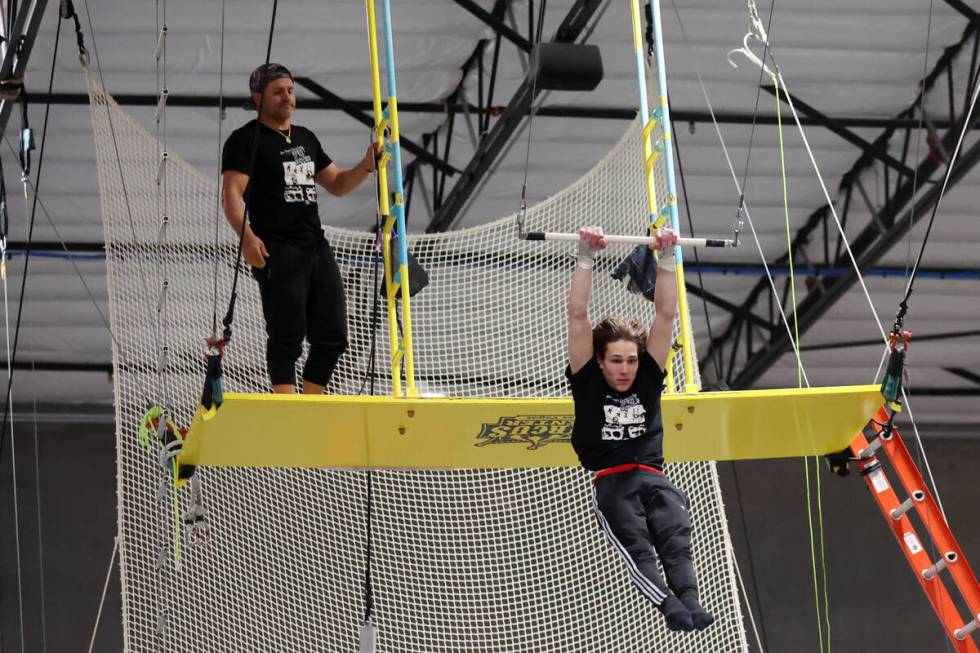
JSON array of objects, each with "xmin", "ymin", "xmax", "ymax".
[{"xmin": 88, "ymin": 68, "xmax": 748, "ymax": 652}]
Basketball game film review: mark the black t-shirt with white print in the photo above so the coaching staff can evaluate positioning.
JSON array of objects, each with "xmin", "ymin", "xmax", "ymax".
[
  {"xmin": 221, "ymin": 119, "xmax": 333, "ymax": 247},
  {"xmin": 565, "ymin": 351, "xmax": 667, "ymax": 472}
]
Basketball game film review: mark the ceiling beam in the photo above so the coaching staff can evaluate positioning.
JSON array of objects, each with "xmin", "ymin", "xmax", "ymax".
[
  {"xmin": 801, "ymin": 329, "xmax": 980, "ymax": 351},
  {"xmin": 293, "ymin": 76, "xmax": 458, "ymax": 176},
  {"xmin": 944, "ymin": 0, "xmax": 979, "ymax": 23},
  {"xmin": 3, "ymin": 360, "xmax": 111, "ymax": 373},
  {"xmin": 6, "ymin": 240, "xmax": 104, "ymax": 252},
  {"xmin": 425, "ymin": 0, "xmax": 604, "ymax": 232},
  {"xmin": 0, "ymin": 0, "xmax": 48, "ymax": 138},
  {"xmin": 452, "ymin": 0, "xmax": 531, "ymax": 52},
  {"xmin": 762, "ymin": 85, "xmax": 917, "ymax": 179},
  {"xmin": 699, "ymin": 22, "xmax": 980, "ymax": 389},
  {"xmin": 25, "ymin": 92, "xmax": 980, "ymax": 131},
  {"xmin": 732, "ymin": 113, "xmax": 980, "ymax": 389},
  {"xmin": 944, "ymin": 367, "xmax": 980, "ymax": 386}
]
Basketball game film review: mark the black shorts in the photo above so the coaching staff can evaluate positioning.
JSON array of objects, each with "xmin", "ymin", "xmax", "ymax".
[{"xmin": 252, "ymin": 237, "xmax": 348, "ymax": 387}]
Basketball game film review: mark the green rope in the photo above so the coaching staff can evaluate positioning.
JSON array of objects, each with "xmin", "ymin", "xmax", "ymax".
[
  {"xmin": 774, "ymin": 78, "xmax": 800, "ymax": 388},
  {"xmin": 816, "ymin": 457, "xmax": 831, "ymax": 649},
  {"xmin": 775, "ymin": 77, "xmax": 830, "ymax": 653},
  {"xmin": 802, "ymin": 459, "xmax": 824, "ymax": 653}
]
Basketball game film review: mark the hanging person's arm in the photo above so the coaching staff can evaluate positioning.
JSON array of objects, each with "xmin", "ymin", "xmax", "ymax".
[
  {"xmin": 646, "ymin": 227, "xmax": 679, "ymax": 371},
  {"xmin": 568, "ymin": 226, "xmax": 606, "ymax": 374}
]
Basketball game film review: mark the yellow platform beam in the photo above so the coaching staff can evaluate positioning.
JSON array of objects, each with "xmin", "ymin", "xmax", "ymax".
[{"xmin": 178, "ymin": 385, "xmax": 882, "ymax": 470}]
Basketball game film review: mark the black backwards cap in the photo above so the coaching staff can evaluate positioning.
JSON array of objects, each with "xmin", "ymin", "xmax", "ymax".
[{"xmin": 245, "ymin": 63, "xmax": 293, "ymax": 109}]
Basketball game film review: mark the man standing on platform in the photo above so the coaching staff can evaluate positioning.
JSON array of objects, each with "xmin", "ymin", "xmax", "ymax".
[{"xmin": 222, "ymin": 63, "xmax": 378, "ymax": 394}]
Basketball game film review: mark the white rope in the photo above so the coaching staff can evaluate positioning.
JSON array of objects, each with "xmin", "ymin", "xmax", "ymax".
[
  {"xmin": 211, "ymin": 0, "xmax": 227, "ymax": 334},
  {"xmin": 2, "ymin": 136, "xmax": 121, "ymax": 354},
  {"xmin": 668, "ymin": 0, "xmax": 810, "ymax": 389},
  {"xmin": 4, "ymin": 244, "xmax": 27, "ymax": 653},
  {"xmin": 86, "ymin": 536, "xmax": 120, "ymax": 653},
  {"xmin": 769, "ymin": 70, "xmax": 890, "ymax": 345},
  {"xmin": 30, "ymin": 369, "xmax": 48, "ymax": 653},
  {"xmin": 728, "ymin": 539, "xmax": 767, "ymax": 653}
]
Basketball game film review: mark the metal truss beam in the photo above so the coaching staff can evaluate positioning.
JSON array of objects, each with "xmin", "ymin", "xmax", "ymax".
[
  {"xmin": 2, "ymin": 360, "xmax": 112, "ymax": 373},
  {"xmin": 6, "ymin": 240, "xmax": 104, "ymax": 252},
  {"xmin": 28, "ymin": 91, "xmax": 980, "ymax": 130},
  {"xmin": 801, "ymin": 329, "xmax": 980, "ymax": 352},
  {"xmin": 944, "ymin": 367, "xmax": 980, "ymax": 386},
  {"xmin": 294, "ymin": 76, "xmax": 458, "ymax": 176},
  {"xmin": 700, "ymin": 23, "xmax": 980, "ymax": 390},
  {"xmin": 723, "ymin": 130, "xmax": 980, "ymax": 389},
  {"xmin": 453, "ymin": 0, "xmax": 531, "ymax": 52},
  {"xmin": 944, "ymin": 0, "xmax": 979, "ymax": 23},
  {"xmin": 426, "ymin": 0, "xmax": 604, "ymax": 232},
  {"xmin": 762, "ymin": 86, "xmax": 917, "ymax": 178},
  {"xmin": 686, "ymin": 283, "xmax": 774, "ymax": 332},
  {"xmin": 0, "ymin": 0, "xmax": 47, "ymax": 138},
  {"xmin": 683, "ymin": 261, "xmax": 980, "ymax": 280}
]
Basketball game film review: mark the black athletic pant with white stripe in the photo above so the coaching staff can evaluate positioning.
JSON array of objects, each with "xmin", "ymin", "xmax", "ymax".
[
  {"xmin": 252, "ymin": 237, "xmax": 348, "ymax": 388},
  {"xmin": 591, "ymin": 469, "xmax": 697, "ymax": 606}
]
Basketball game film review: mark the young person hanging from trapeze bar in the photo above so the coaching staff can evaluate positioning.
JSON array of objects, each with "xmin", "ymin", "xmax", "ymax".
[{"xmin": 566, "ymin": 225, "xmax": 714, "ymax": 633}]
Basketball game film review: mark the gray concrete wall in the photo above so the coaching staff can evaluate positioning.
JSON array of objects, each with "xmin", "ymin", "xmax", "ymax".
[
  {"xmin": 716, "ymin": 439, "xmax": 980, "ymax": 653},
  {"xmin": 2, "ymin": 412, "xmax": 977, "ymax": 652}
]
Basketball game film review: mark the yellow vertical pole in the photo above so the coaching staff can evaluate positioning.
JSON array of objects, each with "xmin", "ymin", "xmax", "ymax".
[
  {"xmin": 643, "ymin": 0, "xmax": 699, "ymax": 393},
  {"xmin": 364, "ymin": 0, "xmax": 403, "ymax": 395},
  {"xmin": 380, "ymin": 0, "xmax": 418, "ymax": 397}
]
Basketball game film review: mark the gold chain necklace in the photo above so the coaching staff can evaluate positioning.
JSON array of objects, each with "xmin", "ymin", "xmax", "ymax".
[{"xmin": 277, "ymin": 125, "xmax": 292, "ymax": 144}]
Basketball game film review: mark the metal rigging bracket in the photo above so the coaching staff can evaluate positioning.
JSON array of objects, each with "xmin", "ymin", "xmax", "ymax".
[{"xmin": 726, "ymin": 32, "xmax": 774, "ymax": 77}]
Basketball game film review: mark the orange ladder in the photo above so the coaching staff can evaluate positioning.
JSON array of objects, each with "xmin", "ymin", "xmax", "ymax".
[{"xmin": 849, "ymin": 405, "xmax": 980, "ymax": 651}]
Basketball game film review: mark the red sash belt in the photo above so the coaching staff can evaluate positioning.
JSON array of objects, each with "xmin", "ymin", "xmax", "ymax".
[{"xmin": 593, "ymin": 463, "xmax": 664, "ymax": 484}]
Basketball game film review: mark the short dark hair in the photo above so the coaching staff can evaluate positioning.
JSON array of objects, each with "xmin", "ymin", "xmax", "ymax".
[
  {"xmin": 249, "ymin": 63, "xmax": 293, "ymax": 93},
  {"xmin": 245, "ymin": 63, "xmax": 293, "ymax": 110},
  {"xmin": 592, "ymin": 318, "xmax": 646, "ymax": 359}
]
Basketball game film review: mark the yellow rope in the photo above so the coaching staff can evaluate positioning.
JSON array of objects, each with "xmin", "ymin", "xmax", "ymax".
[{"xmin": 775, "ymin": 76, "xmax": 830, "ymax": 653}]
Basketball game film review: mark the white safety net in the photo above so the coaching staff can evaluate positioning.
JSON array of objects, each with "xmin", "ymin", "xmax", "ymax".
[{"xmin": 89, "ymin": 66, "xmax": 747, "ymax": 652}]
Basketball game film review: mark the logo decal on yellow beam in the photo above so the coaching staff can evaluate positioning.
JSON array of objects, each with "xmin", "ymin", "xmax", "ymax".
[{"xmin": 476, "ymin": 415, "xmax": 573, "ymax": 450}]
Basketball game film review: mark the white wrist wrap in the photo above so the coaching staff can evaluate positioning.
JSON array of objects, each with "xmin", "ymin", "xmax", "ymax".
[
  {"xmin": 657, "ymin": 252, "xmax": 676, "ymax": 272},
  {"xmin": 577, "ymin": 240, "xmax": 596, "ymax": 270}
]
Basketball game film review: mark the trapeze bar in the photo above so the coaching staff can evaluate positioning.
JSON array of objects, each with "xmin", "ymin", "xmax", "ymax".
[
  {"xmin": 890, "ymin": 490, "xmax": 925, "ymax": 520},
  {"xmin": 178, "ymin": 385, "xmax": 881, "ymax": 470},
  {"xmin": 956, "ymin": 615, "xmax": 980, "ymax": 640},
  {"xmin": 521, "ymin": 230, "xmax": 735, "ymax": 248},
  {"xmin": 923, "ymin": 552, "xmax": 958, "ymax": 581}
]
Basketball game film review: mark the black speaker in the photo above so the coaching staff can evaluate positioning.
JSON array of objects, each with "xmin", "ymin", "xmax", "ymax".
[{"xmin": 529, "ymin": 42, "xmax": 603, "ymax": 92}]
